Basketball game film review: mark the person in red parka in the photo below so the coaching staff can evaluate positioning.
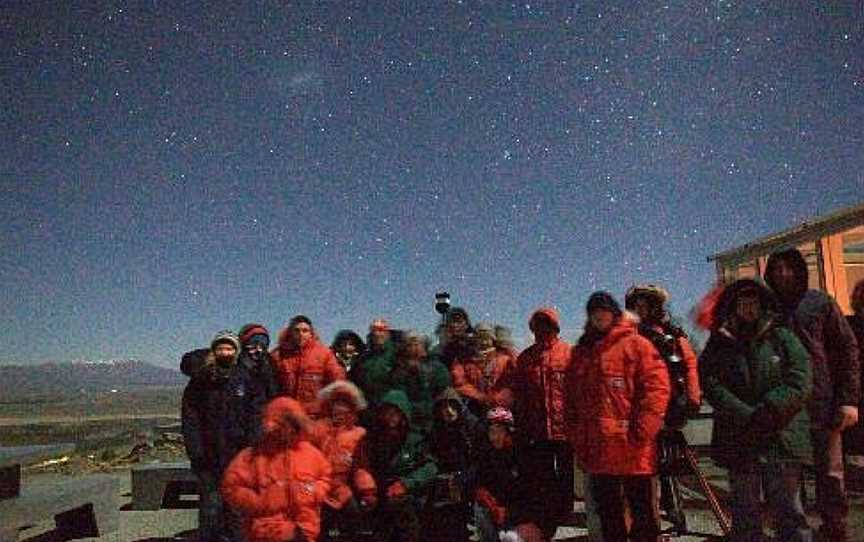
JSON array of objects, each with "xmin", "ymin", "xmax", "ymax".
[
  {"xmin": 306, "ymin": 380, "xmax": 377, "ymax": 541},
  {"xmin": 450, "ymin": 322, "xmax": 515, "ymax": 416},
  {"xmin": 271, "ymin": 315, "xmax": 347, "ymax": 417},
  {"xmin": 221, "ymin": 397, "xmax": 332, "ymax": 542},
  {"xmin": 566, "ymin": 292, "xmax": 671, "ymax": 542},
  {"xmin": 494, "ymin": 307, "xmax": 573, "ymax": 539}
]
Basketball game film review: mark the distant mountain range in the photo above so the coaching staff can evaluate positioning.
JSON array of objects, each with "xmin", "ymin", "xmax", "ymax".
[{"xmin": 0, "ymin": 360, "xmax": 186, "ymax": 399}]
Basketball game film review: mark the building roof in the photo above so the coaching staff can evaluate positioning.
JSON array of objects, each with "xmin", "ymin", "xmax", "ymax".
[{"xmin": 708, "ymin": 202, "xmax": 864, "ymax": 266}]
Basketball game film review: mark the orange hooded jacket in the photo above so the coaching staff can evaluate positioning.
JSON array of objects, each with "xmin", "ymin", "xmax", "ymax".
[
  {"xmin": 221, "ymin": 397, "xmax": 332, "ymax": 542},
  {"xmin": 270, "ymin": 327, "xmax": 346, "ymax": 415},
  {"xmin": 566, "ymin": 314, "xmax": 671, "ymax": 475}
]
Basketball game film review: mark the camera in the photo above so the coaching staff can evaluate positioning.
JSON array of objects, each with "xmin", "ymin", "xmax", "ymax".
[{"xmin": 434, "ymin": 292, "xmax": 451, "ymax": 315}]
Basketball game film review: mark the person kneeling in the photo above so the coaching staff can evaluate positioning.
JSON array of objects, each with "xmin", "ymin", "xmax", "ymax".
[{"xmin": 221, "ymin": 397, "xmax": 332, "ymax": 542}]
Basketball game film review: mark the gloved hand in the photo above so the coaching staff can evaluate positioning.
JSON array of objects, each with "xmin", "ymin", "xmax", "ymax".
[
  {"xmin": 834, "ymin": 405, "xmax": 859, "ymax": 431},
  {"xmin": 251, "ymin": 517, "xmax": 296, "ymax": 542},
  {"xmin": 324, "ymin": 485, "xmax": 353, "ymax": 509},
  {"xmin": 491, "ymin": 504, "xmax": 507, "ymax": 526},
  {"xmin": 386, "ymin": 480, "xmax": 407, "ymax": 499}
]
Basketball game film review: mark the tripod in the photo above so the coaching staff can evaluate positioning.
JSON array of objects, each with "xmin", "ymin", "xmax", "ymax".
[{"xmin": 657, "ymin": 429, "xmax": 732, "ymax": 537}]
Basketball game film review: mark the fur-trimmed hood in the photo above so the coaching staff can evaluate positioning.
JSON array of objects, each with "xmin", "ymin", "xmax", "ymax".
[{"xmin": 317, "ymin": 380, "xmax": 367, "ymax": 412}]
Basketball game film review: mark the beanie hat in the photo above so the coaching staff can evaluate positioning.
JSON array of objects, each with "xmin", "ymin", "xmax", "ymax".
[
  {"xmin": 528, "ymin": 307, "xmax": 561, "ymax": 333},
  {"xmin": 474, "ymin": 321, "xmax": 495, "ymax": 335},
  {"xmin": 586, "ymin": 291, "xmax": 622, "ymax": 316},
  {"xmin": 211, "ymin": 330, "xmax": 241, "ymax": 351},
  {"xmin": 238, "ymin": 323, "xmax": 269, "ymax": 345},
  {"xmin": 370, "ymin": 318, "xmax": 390, "ymax": 332}
]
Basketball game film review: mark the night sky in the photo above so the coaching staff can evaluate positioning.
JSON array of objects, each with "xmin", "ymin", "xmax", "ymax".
[{"xmin": 2, "ymin": 1, "xmax": 862, "ymax": 366}]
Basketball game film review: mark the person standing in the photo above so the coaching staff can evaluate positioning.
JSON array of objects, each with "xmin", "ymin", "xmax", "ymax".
[
  {"xmin": 271, "ymin": 315, "xmax": 346, "ymax": 417},
  {"xmin": 182, "ymin": 330, "xmax": 269, "ymax": 542},
  {"xmin": 765, "ymin": 248, "xmax": 860, "ymax": 541},
  {"xmin": 845, "ymin": 279, "xmax": 864, "ymax": 459},
  {"xmin": 698, "ymin": 279, "xmax": 813, "ymax": 542},
  {"xmin": 495, "ymin": 307, "xmax": 573, "ymax": 539},
  {"xmin": 566, "ymin": 292, "xmax": 670, "ymax": 542}
]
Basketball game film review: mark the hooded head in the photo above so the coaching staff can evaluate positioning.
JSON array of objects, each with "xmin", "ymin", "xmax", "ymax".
[
  {"xmin": 474, "ymin": 321, "xmax": 496, "ymax": 352},
  {"xmin": 238, "ymin": 323, "xmax": 270, "ymax": 361},
  {"xmin": 764, "ymin": 248, "xmax": 809, "ymax": 302},
  {"xmin": 368, "ymin": 318, "xmax": 391, "ymax": 350},
  {"xmin": 398, "ymin": 329, "xmax": 428, "ymax": 361},
  {"xmin": 377, "ymin": 390, "xmax": 412, "ymax": 440},
  {"xmin": 318, "ymin": 380, "xmax": 366, "ymax": 427},
  {"xmin": 445, "ymin": 307, "xmax": 473, "ymax": 339},
  {"xmin": 711, "ymin": 278, "xmax": 779, "ymax": 335},
  {"xmin": 852, "ymin": 278, "xmax": 864, "ymax": 316},
  {"xmin": 433, "ymin": 387, "xmax": 464, "ymax": 425},
  {"xmin": 529, "ymin": 307, "xmax": 561, "ymax": 343},
  {"xmin": 210, "ymin": 330, "xmax": 241, "ymax": 366},
  {"xmin": 625, "ymin": 284, "xmax": 669, "ymax": 324},
  {"xmin": 261, "ymin": 397, "xmax": 307, "ymax": 446}
]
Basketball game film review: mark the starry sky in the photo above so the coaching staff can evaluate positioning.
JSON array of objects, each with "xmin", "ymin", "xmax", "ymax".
[{"xmin": 2, "ymin": 1, "xmax": 862, "ymax": 366}]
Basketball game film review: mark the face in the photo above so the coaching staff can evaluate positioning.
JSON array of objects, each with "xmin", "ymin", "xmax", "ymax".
[
  {"xmin": 265, "ymin": 415, "xmax": 300, "ymax": 446},
  {"xmin": 370, "ymin": 327, "xmax": 389, "ymax": 347},
  {"xmin": 437, "ymin": 400, "xmax": 460, "ymax": 424},
  {"xmin": 336, "ymin": 340, "xmax": 358, "ymax": 359},
  {"xmin": 488, "ymin": 424, "xmax": 513, "ymax": 450},
  {"xmin": 213, "ymin": 343, "xmax": 237, "ymax": 364},
  {"xmin": 447, "ymin": 317, "xmax": 468, "ymax": 338},
  {"xmin": 244, "ymin": 341, "xmax": 266, "ymax": 359},
  {"xmin": 632, "ymin": 297, "xmax": 653, "ymax": 322},
  {"xmin": 405, "ymin": 338, "xmax": 425, "ymax": 360},
  {"xmin": 769, "ymin": 259, "xmax": 798, "ymax": 296},
  {"xmin": 531, "ymin": 315, "xmax": 557, "ymax": 338},
  {"xmin": 379, "ymin": 405, "xmax": 404, "ymax": 431},
  {"xmin": 735, "ymin": 294, "xmax": 762, "ymax": 323},
  {"xmin": 589, "ymin": 308, "xmax": 615, "ymax": 333},
  {"xmin": 292, "ymin": 322, "xmax": 313, "ymax": 346},
  {"xmin": 476, "ymin": 330, "xmax": 495, "ymax": 350},
  {"xmin": 331, "ymin": 401, "xmax": 355, "ymax": 428}
]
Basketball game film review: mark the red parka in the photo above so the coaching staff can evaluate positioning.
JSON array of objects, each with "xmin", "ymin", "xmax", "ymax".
[
  {"xmin": 495, "ymin": 308, "xmax": 572, "ymax": 442},
  {"xmin": 451, "ymin": 348, "xmax": 516, "ymax": 406},
  {"xmin": 221, "ymin": 398, "xmax": 332, "ymax": 542},
  {"xmin": 566, "ymin": 314, "xmax": 671, "ymax": 475},
  {"xmin": 271, "ymin": 327, "xmax": 346, "ymax": 415}
]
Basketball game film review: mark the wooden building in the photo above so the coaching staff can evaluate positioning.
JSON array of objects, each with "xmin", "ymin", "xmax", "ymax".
[{"xmin": 708, "ymin": 202, "xmax": 864, "ymax": 314}]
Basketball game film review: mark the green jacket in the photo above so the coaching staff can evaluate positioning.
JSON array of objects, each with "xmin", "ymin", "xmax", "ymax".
[
  {"xmin": 351, "ymin": 341, "xmax": 397, "ymax": 408},
  {"xmin": 699, "ymin": 318, "xmax": 813, "ymax": 468},
  {"xmin": 389, "ymin": 357, "xmax": 452, "ymax": 435},
  {"xmin": 371, "ymin": 390, "xmax": 438, "ymax": 498}
]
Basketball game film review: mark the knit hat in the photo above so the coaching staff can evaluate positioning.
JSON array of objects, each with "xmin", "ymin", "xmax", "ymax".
[
  {"xmin": 586, "ymin": 291, "xmax": 622, "ymax": 316},
  {"xmin": 474, "ymin": 321, "xmax": 495, "ymax": 335},
  {"xmin": 238, "ymin": 323, "xmax": 269, "ymax": 345},
  {"xmin": 211, "ymin": 330, "xmax": 241, "ymax": 351}
]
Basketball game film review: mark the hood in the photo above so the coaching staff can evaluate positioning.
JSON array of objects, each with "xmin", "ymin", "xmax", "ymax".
[
  {"xmin": 380, "ymin": 389, "xmax": 413, "ymax": 421},
  {"xmin": 318, "ymin": 380, "xmax": 367, "ymax": 412},
  {"xmin": 711, "ymin": 278, "xmax": 778, "ymax": 332},
  {"xmin": 434, "ymin": 387, "xmax": 464, "ymax": 408},
  {"xmin": 529, "ymin": 307, "xmax": 561, "ymax": 333},
  {"xmin": 579, "ymin": 311, "xmax": 639, "ymax": 346},
  {"xmin": 764, "ymin": 248, "xmax": 809, "ymax": 301},
  {"xmin": 331, "ymin": 329, "xmax": 365, "ymax": 353},
  {"xmin": 273, "ymin": 322, "xmax": 321, "ymax": 354},
  {"xmin": 261, "ymin": 396, "xmax": 307, "ymax": 431}
]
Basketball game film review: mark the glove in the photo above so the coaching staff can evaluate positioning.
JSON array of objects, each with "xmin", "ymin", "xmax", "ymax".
[
  {"xmin": 386, "ymin": 480, "xmax": 407, "ymax": 499},
  {"xmin": 250, "ymin": 517, "xmax": 296, "ymax": 542},
  {"xmin": 491, "ymin": 504, "xmax": 507, "ymax": 526},
  {"xmin": 834, "ymin": 405, "xmax": 859, "ymax": 431},
  {"xmin": 324, "ymin": 485, "xmax": 353, "ymax": 509}
]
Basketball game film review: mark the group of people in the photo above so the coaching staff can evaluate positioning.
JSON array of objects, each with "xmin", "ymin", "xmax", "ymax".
[{"xmin": 180, "ymin": 247, "xmax": 863, "ymax": 542}]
